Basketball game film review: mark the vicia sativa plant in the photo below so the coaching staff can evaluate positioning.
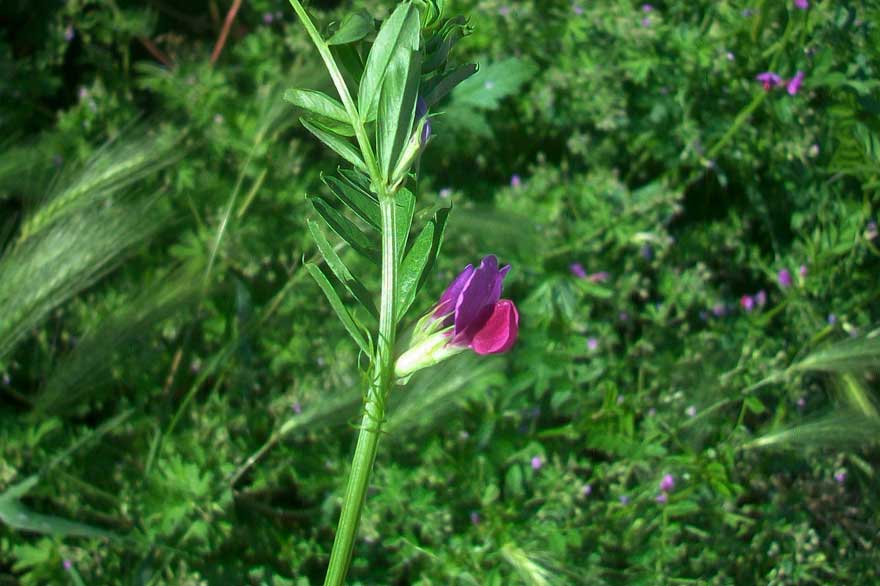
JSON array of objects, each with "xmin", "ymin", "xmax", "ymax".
[{"xmin": 284, "ymin": 1, "xmax": 518, "ymax": 583}]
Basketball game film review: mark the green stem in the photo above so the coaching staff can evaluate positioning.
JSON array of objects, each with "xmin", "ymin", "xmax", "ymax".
[{"xmin": 324, "ymin": 195, "xmax": 398, "ymax": 586}]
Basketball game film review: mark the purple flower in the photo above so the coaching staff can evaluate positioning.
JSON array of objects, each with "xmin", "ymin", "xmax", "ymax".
[
  {"xmin": 778, "ymin": 268, "xmax": 792, "ymax": 288},
  {"xmin": 581, "ymin": 484, "xmax": 592, "ymax": 496},
  {"xmin": 435, "ymin": 256, "xmax": 519, "ymax": 354},
  {"xmin": 799, "ymin": 264, "xmax": 808, "ymax": 278},
  {"xmin": 797, "ymin": 396, "xmax": 806, "ymax": 408},
  {"xmin": 755, "ymin": 289, "xmax": 767, "ymax": 307},
  {"xmin": 756, "ymin": 72, "xmax": 783, "ymax": 91},
  {"xmin": 655, "ymin": 492, "xmax": 668, "ymax": 504},
  {"xmin": 642, "ymin": 4, "xmax": 653, "ymax": 12},
  {"xmin": 510, "ymin": 174, "xmax": 522, "ymax": 188},
  {"xmin": 787, "ymin": 70, "xmax": 805, "ymax": 95},
  {"xmin": 794, "ymin": 0, "xmax": 809, "ymax": 9},
  {"xmin": 587, "ymin": 337, "xmax": 599, "ymax": 351},
  {"xmin": 573, "ymin": 4, "xmax": 584, "ymax": 15},
  {"xmin": 470, "ymin": 511, "xmax": 481, "ymax": 524},
  {"xmin": 570, "ymin": 262, "xmax": 587, "ymax": 279},
  {"xmin": 63, "ymin": 25, "xmax": 75, "ymax": 42},
  {"xmin": 498, "ymin": 6, "xmax": 511, "ymax": 16},
  {"xmin": 619, "ymin": 311, "xmax": 629, "ymax": 322},
  {"xmin": 726, "ymin": 51, "xmax": 736, "ymax": 62},
  {"xmin": 263, "ymin": 12, "xmax": 274, "ymax": 24},
  {"xmin": 531, "ymin": 456, "xmax": 544, "ymax": 470},
  {"xmin": 415, "ymin": 97, "xmax": 431, "ymax": 145},
  {"xmin": 711, "ymin": 303, "xmax": 727, "ymax": 317},
  {"xmin": 740, "ymin": 295, "xmax": 755, "ymax": 312},
  {"xmin": 641, "ymin": 17, "xmax": 652, "ymax": 27},
  {"xmin": 834, "ymin": 471, "xmax": 846, "ymax": 484},
  {"xmin": 587, "ymin": 271, "xmax": 610, "ymax": 283},
  {"xmin": 828, "ymin": 313, "xmax": 837, "ymax": 325},
  {"xmin": 63, "ymin": 560, "xmax": 73, "ymax": 571},
  {"xmin": 659, "ymin": 474, "xmax": 675, "ymax": 492},
  {"xmin": 292, "ymin": 401, "xmax": 302, "ymax": 414},
  {"xmin": 619, "ymin": 495, "xmax": 630, "ymax": 505}
]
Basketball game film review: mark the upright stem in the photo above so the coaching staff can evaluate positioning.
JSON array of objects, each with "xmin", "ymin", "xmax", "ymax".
[
  {"xmin": 286, "ymin": 3, "xmax": 400, "ymax": 582},
  {"xmin": 324, "ymin": 196, "xmax": 397, "ymax": 586}
]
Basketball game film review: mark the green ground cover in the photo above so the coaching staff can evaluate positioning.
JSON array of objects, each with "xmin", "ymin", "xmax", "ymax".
[{"xmin": 2, "ymin": 0, "xmax": 880, "ymax": 584}]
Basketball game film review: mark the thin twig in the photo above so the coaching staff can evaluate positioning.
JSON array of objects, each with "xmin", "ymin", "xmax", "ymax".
[
  {"xmin": 138, "ymin": 36, "xmax": 173, "ymax": 67},
  {"xmin": 210, "ymin": 0, "xmax": 243, "ymax": 65}
]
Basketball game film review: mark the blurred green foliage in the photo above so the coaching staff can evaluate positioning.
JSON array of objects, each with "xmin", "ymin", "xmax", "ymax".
[{"xmin": 1, "ymin": 0, "xmax": 880, "ymax": 584}]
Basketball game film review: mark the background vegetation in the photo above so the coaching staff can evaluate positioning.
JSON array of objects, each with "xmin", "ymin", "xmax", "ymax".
[{"xmin": 2, "ymin": 0, "xmax": 880, "ymax": 584}]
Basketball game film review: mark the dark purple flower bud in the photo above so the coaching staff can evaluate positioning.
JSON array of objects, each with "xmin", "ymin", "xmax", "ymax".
[
  {"xmin": 415, "ymin": 97, "xmax": 431, "ymax": 145},
  {"xmin": 659, "ymin": 473, "xmax": 675, "ymax": 492}
]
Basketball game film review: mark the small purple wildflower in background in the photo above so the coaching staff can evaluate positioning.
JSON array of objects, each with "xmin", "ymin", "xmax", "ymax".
[
  {"xmin": 778, "ymin": 268, "xmax": 792, "ymax": 288},
  {"xmin": 712, "ymin": 303, "xmax": 727, "ymax": 317},
  {"xmin": 510, "ymin": 174, "xmax": 521, "ymax": 188},
  {"xmin": 655, "ymin": 493, "xmax": 668, "ymax": 504},
  {"xmin": 588, "ymin": 271, "xmax": 610, "ymax": 283},
  {"xmin": 619, "ymin": 495, "xmax": 630, "ymax": 505},
  {"xmin": 828, "ymin": 313, "xmax": 838, "ymax": 325},
  {"xmin": 64, "ymin": 25, "xmax": 75, "ymax": 42},
  {"xmin": 834, "ymin": 471, "xmax": 847, "ymax": 484},
  {"xmin": 292, "ymin": 401, "xmax": 302, "ymax": 414},
  {"xmin": 587, "ymin": 337, "xmax": 599, "ymax": 352},
  {"xmin": 263, "ymin": 12, "xmax": 274, "ymax": 24},
  {"xmin": 726, "ymin": 51, "xmax": 736, "ymax": 61},
  {"xmin": 570, "ymin": 262, "xmax": 587, "ymax": 279},
  {"xmin": 531, "ymin": 456, "xmax": 544, "ymax": 470},
  {"xmin": 470, "ymin": 511, "xmax": 481, "ymax": 524},
  {"xmin": 641, "ymin": 17, "xmax": 652, "ymax": 27},
  {"xmin": 619, "ymin": 311, "xmax": 629, "ymax": 322},
  {"xmin": 78, "ymin": 87, "xmax": 89, "ymax": 100},
  {"xmin": 756, "ymin": 72, "xmax": 783, "ymax": 91},
  {"xmin": 799, "ymin": 264, "xmax": 808, "ymax": 278},
  {"xmin": 63, "ymin": 560, "xmax": 73, "ymax": 571},
  {"xmin": 755, "ymin": 290, "xmax": 767, "ymax": 307},
  {"xmin": 787, "ymin": 70, "xmax": 805, "ymax": 95},
  {"xmin": 794, "ymin": 0, "xmax": 809, "ymax": 9},
  {"xmin": 660, "ymin": 474, "xmax": 675, "ymax": 492},
  {"xmin": 866, "ymin": 220, "xmax": 878, "ymax": 240},
  {"xmin": 439, "ymin": 187, "xmax": 452, "ymax": 199},
  {"xmin": 573, "ymin": 4, "xmax": 584, "ymax": 15},
  {"xmin": 498, "ymin": 5, "xmax": 511, "ymax": 16},
  {"xmin": 796, "ymin": 396, "xmax": 806, "ymax": 408},
  {"xmin": 740, "ymin": 295, "xmax": 755, "ymax": 312},
  {"xmin": 582, "ymin": 484, "xmax": 592, "ymax": 496},
  {"xmin": 685, "ymin": 405, "xmax": 697, "ymax": 417},
  {"xmin": 642, "ymin": 4, "xmax": 653, "ymax": 12}
]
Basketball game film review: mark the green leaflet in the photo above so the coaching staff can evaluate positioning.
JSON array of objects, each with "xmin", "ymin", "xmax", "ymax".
[
  {"xmin": 421, "ymin": 63, "xmax": 477, "ymax": 108},
  {"xmin": 307, "ymin": 219, "xmax": 378, "ymax": 319},
  {"xmin": 308, "ymin": 196, "xmax": 379, "ymax": 264},
  {"xmin": 0, "ymin": 496, "xmax": 118, "ymax": 540},
  {"xmin": 378, "ymin": 46, "xmax": 421, "ymax": 178},
  {"xmin": 305, "ymin": 262, "xmax": 370, "ymax": 356},
  {"xmin": 300, "ymin": 118, "xmax": 366, "ymax": 171},
  {"xmin": 395, "ymin": 188, "xmax": 416, "ymax": 262},
  {"xmin": 322, "ymin": 173, "xmax": 380, "ymax": 230},
  {"xmin": 284, "ymin": 89, "xmax": 350, "ymax": 124},
  {"xmin": 327, "ymin": 9, "xmax": 375, "ymax": 45},
  {"xmin": 397, "ymin": 206, "xmax": 450, "ymax": 320},
  {"xmin": 358, "ymin": 3, "xmax": 420, "ymax": 123}
]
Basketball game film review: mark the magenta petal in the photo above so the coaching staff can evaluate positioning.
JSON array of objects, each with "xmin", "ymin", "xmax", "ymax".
[
  {"xmin": 469, "ymin": 300, "xmax": 519, "ymax": 355},
  {"xmin": 453, "ymin": 255, "xmax": 504, "ymax": 337}
]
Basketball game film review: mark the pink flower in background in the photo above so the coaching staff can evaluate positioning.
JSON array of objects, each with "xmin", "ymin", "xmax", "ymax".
[
  {"xmin": 510, "ymin": 174, "xmax": 522, "ymax": 188},
  {"xmin": 799, "ymin": 264, "xmax": 808, "ymax": 278},
  {"xmin": 587, "ymin": 337, "xmax": 599, "ymax": 351},
  {"xmin": 787, "ymin": 70, "xmax": 805, "ymax": 95},
  {"xmin": 740, "ymin": 295, "xmax": 755, "ymax": 312},
  {"xmin": 755, "ymin": 290, "xmax": 767, "ymax": 307},
  {"xmin": 531, "ymin": 456, "xmax": 544, "ymax": 470},
  {"xmin": 756, "ymin": 72, "xmax": 783, "ymax": 91},
  {"xmin": 642, "ymin": 4, "xmax": 653, "ymax": 12},
  {"xmin": 588, "ymin": 271, "xmax": 610, "ymax": 283},
  {"xmin": 659, "ymin": 474, "xmax": 676, "ymax": 492},
  {"xmin": 794, "ymin": 0, "xmax": 809, "ymax": 9},
  {"xmin": 835, "ymin": 471, "xmax": 846, "ymax": 484},
  {"xmin": 570, "ymin": 262, "xmax": 587, "ymax": 279},
  {"xmin": 655, "ymin": 492, "xmax": 668, "ymax": 504},
  {"xmin": 778, "ymin": 268, "xmax": 793, "ymax": 288}
]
